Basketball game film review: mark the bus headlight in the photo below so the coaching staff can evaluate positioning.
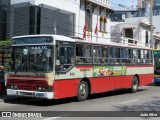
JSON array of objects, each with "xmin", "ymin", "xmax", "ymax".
[
  {"xmin": 8, "ymin": 84, "xmax": 18, "ymax": 90},
  {"xmin": 10, "ymin": 85, "xmax": 14, "ymax": 89},
  {"xmin": 37, "ymin": 86, "xmax": 42, "ymax": 91},
  {"xmin": 36, "ymin": 86, "xmax": 53, "ymax": 92},
  {"xmin": 14, "ymin": 85, "xmax": 18, "ymax": 89},
  {"xmin": 41, "ymin": 87, "xmax": 46, "ymax": 91}
]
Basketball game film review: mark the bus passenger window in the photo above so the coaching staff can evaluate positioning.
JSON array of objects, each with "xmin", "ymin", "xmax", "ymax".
[
  {"xmin": 56, "ymin": 45, "xmax": 75, "ymax": 72},
  {"xmin": 76, "ymin": 44, "xmax": 92, "ymax": 64},
  {"xmin": 121, "ymin": 48, "xmax": 132, "ymax": 64}
]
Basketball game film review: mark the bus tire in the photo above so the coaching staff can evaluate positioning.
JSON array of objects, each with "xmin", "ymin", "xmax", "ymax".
[
  {"xmin": 130, "ymin": 76, "xmax": 139, "ymax": 93},
  {"xmin": 77, "ymin": 81, "xmax": 89, "ymax": 101}
]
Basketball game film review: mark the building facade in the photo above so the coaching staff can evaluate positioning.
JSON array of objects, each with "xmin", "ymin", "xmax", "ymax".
[
  {"xmin": 1, "ymin": 0, "xmax": 113, "ymax": 43},
  {"xmin": 0, "ymin": 0, "xmax": 10, "ymax": 40},
  {"xmin": 155, "ymin": 0, "xmax": 160, "ymax": 6},
  {"xmin": 34, "ymin": 0, "xmax": 113, "ymax": 43},
  {"xmin": 8, "ymin": 2, "xmax": 75, "ymax": 39},
  {"xmin": 110, "ymin": 18, "xmax": 151, "ymax": 47}
]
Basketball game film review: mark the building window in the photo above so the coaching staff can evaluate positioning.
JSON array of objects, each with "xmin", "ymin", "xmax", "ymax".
[
  {"xmin": 86, "ymin": 9, "xmax": 92, "ymax": 30},
  {"xmin": 103, "ymin": 18, "xmax": 107, "ymax": 32},
  {"xmin": 100, "ymin": 17, "xmax": 103, "ymax": 31},
  {"xmin": 99, "ymin": 16, "xmax": 107, "ymax": 32},
  {"xmin": 146, "ymin": 31, "xmax": 148, "ymax": 44},
  {"xmin": 124, "ymin": 29, "xmax": 133, "ymax": 38}
]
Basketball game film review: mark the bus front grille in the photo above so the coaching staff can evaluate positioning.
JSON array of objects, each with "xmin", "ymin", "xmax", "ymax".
[{"xmin": 19, "ymin": 86, "xmax": 35, "ymax": 91}]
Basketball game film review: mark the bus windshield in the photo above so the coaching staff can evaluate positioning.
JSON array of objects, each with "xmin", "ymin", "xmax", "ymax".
[
  {"xmin": 154, "ymin": 51, "xmax": 160, "ymax": 67},
  {"xmin": 11, "ymin": 45, "xmax": 53, "ymax": 73}
]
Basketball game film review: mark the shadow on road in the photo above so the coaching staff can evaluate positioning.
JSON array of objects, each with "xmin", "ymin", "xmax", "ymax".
[
  {"xmin": 87, "ymin": 88, "xmax": 146, "ymax": 100},
  {"xmin": 114, "ymin": 96, "xmax": 160, "ymax": 111},
  {"xmin": 3, "ymin": 87, "xmax": 147, "ymax": 106},
  {"xmin": 148, "ymin": 83, "xmax": 159, "ymax": 87}
]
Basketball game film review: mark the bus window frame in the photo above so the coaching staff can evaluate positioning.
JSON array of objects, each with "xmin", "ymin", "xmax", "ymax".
[{"xmin": 55, "ymin": 41, "xmax": 75, "ymax": 73}]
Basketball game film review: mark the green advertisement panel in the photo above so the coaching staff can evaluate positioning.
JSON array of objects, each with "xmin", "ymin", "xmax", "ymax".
[{"xmin": 93, "ymin": 66, "xmax": 126, "ymax": 77}]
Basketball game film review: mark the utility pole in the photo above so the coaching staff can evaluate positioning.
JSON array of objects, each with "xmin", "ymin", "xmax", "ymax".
[
  {"xmin": 150, "ymin": 0, "xmax": 154, "ymax": 48},
  {"xmin": 54, "ymin": 22, "xmax": 57, "ymax": 35}
]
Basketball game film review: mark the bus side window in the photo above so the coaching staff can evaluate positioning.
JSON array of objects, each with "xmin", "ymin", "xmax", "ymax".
[
  {"xmin": 76, "ymin": 44, "xmax": 92, "ymax": 64},
  {"xmin": 121, "ymin": 48, "xmax": 132, "ymax": 64}
]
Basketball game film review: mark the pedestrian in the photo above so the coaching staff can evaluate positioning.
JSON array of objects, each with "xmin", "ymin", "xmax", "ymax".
[{"xmin": 0, "ymin": 66, "xmax": 5, "ymax": 95}]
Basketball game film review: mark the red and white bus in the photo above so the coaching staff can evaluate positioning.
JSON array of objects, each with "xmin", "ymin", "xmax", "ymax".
[{"xmin": 7, "ymin": 34, "xmax": 154, "ymax": 101}]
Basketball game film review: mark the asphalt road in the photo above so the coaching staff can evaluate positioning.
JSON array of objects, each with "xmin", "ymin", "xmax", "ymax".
[{"xmin": 1, "ymin": 84, "xmax": 160, "ymax": 120}]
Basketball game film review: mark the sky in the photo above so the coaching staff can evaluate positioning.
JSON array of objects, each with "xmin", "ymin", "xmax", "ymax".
[{"xmin": 111, "ymin": 0, "xmax": 137, "ymax": 10}]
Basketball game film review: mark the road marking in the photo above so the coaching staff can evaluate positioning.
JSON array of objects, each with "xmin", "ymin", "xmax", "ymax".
[
  {"xmin": 43, "ymin": 114, "xmax": 70, "ymax": 120},
  {"xmin": 119, "ymin": 99, "xmax": 139, "ymax": 104}
]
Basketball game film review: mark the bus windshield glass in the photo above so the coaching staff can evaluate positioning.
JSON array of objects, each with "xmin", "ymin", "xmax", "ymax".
[
  {"xmin": 11, "ymin": 45, "xmax": 53, "ymax": 72},
  {"xmin": 154, "ymin": 51, "xmax": 160, "ymax": 66}
]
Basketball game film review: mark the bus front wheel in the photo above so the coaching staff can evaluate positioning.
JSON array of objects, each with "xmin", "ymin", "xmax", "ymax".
[
  {"xmin": 77, "ymin": 81, "xmax": 89, "ymax": 101},
  {"xmin": 130, "ymin": 76, "xmax": 139, "ymax": 93}
]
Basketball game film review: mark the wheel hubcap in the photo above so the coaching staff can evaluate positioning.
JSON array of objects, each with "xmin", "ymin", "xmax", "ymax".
[
  {"xmin": 79, "ymin": 84, "xmax": 86, "ymax": 96},
  {"xmin": 133, "ymin": 79, "xmax": 138, "ymax": 90}
]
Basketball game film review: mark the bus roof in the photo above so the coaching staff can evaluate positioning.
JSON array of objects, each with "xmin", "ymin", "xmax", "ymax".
[{"xmin": 12, "ymin": 34, "xmax": 151, "ymax": 50}]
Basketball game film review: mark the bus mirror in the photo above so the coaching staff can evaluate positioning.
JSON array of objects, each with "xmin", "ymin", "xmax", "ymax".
[
  {"xmin": 23, "ymin": 48, "xmax": 28, "ymax": 55},
  {"xmin": 56, "ymin": 60, "xmax": 60, "ymax": 65}
]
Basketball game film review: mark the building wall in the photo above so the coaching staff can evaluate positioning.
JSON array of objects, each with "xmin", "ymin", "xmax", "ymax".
[
  {"xmin": 40, "ymin": 4, "xmax": 75, "ymax": 36},
  {"xmin": 35, "ymin": 0, "xmax": 80, "ymax": 37},
  {"xmin": 8, "ymin": 2, "xmax": 75, "ymax": 38},
  {"xmin": 0, "ymin": 0, "xmax": 10, "ymax": 40},
  {"xmin": 78, "ymin": 1, "xmax": 111, "ymax": 43},
  {"xmin": 2, "ymin": 0, "xmax": 113, "ymax": 43},
  {"xmin": 10, "ymin": 2, "xmax": 30, "ymax": 37},
  {"xmin": 125, "ymin": 16, "xmax": 160, "ymax": 33},
  {"xmin": 155, "ymin": 0, "xmax": 160, "ymax": 6},
  {"xmin": 110, "ymin": 20, "xmax": 151, "ymax": 47}
]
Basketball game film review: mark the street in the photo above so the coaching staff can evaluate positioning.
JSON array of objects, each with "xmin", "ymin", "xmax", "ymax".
[{"xmin": 0, "ymin": 84, "xmax": 160, "ymax": 120}]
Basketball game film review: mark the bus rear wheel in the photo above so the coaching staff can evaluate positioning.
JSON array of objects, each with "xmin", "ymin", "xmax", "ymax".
[
  {"xmin": 77, "ymin": 81, "xmax": 89, "ymax": 101},
  {"xmin": 130, "ymin": 76, "xmax": 139, "ymax": 93}
]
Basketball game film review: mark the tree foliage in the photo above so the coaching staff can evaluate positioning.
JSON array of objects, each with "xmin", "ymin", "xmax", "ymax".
[{"xmin": 0, "ymin": 40, "xmax": 12, "ymax": 45}]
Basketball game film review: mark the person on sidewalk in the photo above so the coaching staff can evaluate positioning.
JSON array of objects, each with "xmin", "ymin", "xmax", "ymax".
[{"xmin": 0, "ymin": 66, "xmax": 5, "ymax": 95}]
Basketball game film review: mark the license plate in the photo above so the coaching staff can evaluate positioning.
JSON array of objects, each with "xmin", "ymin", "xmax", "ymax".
[{"xmin": 36, "ymin": 93, "xmax": 44, "ymax": 97}]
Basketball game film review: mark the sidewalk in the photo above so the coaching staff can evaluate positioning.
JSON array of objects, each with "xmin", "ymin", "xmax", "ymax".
[{"xmin": 0, "ymin": 94, "xmax": 18, "ymax": 103}]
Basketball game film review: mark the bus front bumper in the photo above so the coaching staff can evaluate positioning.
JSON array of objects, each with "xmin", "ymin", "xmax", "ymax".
[{"xmin": 7, "ymin": 89, "xmax": 54, "ymax": 99}]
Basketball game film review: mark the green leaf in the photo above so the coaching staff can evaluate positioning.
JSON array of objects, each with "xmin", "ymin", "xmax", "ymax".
[{"xmin": 0, "ymin": 40, "xmax": 12, "ymax": 45}]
